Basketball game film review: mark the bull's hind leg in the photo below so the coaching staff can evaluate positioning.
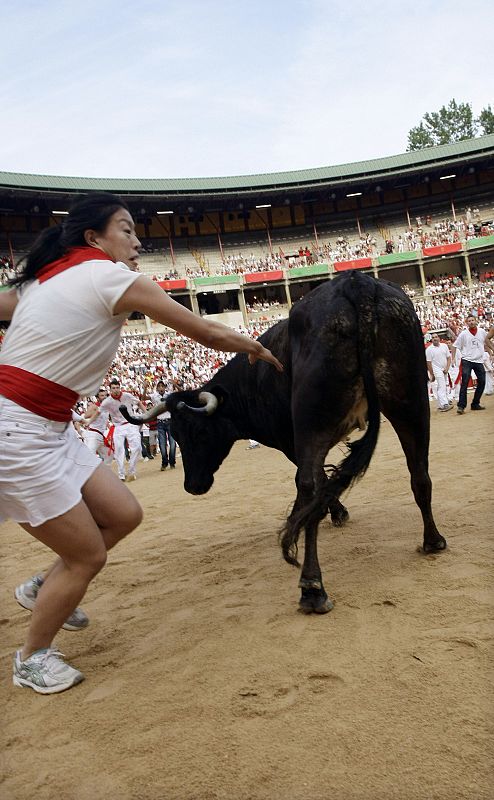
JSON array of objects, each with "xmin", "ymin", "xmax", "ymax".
[
  {"xmin": 328, "ymin": 496, "xmax": 349, "ymax": 527},
  {"xmin": 383, "ymin": 409, "xmax": 447, "ymax": 553}
]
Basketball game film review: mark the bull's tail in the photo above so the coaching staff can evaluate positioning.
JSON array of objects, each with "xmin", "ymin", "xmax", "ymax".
[{"xmin": 280, "ymin": 272, "xmax": 381, "ymax": 566}]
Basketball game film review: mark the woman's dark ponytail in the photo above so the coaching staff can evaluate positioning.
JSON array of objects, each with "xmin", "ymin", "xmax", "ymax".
[
  {"xmin": 10, "ymin": 192, "xmax": 129, "ymax": 287},
  {"xmin": 14, "ymin": 226, "xmax": 66, "ymax": 285}
]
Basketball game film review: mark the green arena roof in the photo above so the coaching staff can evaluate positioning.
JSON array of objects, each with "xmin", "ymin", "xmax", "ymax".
[{"xmin": 1, "ymin": 135, "xmax": 493, "ymax": 196}]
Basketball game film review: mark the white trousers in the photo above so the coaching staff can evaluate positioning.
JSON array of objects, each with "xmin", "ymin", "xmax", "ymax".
[
  {"xmin": 431, "ymin": 366, "xmax": 449, "ymax": 408},
  {"xmin": 485, "ymin": 370, "xmax": 493, "ymax": 395},
  {"xmin": 447, "ymin": 366, "xmax": 460, "ymax": 402},
  {"xmin": 113, "ymin": 424, "xmax": 141, "ymax": 479},
  {"xmin": 83, "ymin": 429, "xmax": 113, "ymax": 464}
]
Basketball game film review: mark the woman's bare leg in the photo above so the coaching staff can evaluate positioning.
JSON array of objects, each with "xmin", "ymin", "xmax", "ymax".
[{"xmin": 20, "ymin": 465, "xmax": 142, "ymax": 658}]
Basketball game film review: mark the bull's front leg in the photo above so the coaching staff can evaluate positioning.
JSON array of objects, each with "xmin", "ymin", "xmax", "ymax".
[{"xmin": 299, "ymin": 521, "xmax": 334, "ymax": 614}]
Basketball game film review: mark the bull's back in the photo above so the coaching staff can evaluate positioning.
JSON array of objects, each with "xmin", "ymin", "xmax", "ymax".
[{"xmin": 288, "ymin": 272, "xmax": 426, "ymax": 411}]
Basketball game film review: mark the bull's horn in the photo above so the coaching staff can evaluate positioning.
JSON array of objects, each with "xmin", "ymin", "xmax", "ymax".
[
  {"xmin": 177, "ymin": 391, "xmax": 218, "ymax": 416},
  {"xmin": 119, "ymin": 399, "xmax": 168, "ymax": 425}
]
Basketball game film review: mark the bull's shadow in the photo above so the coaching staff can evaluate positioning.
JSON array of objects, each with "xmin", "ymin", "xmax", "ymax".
[{"xmin": 122, "ymin": 271, "xmax": 446, "ymax": 613}]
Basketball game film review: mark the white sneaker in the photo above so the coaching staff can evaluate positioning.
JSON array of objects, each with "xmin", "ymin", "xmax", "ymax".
[
  {"xmin": 13, "ymin": 648, "xmax": 84, "ymax": 694},
  {"xmin": 15, "ymin": 575, "xmax": 89, "ymax": 631}
]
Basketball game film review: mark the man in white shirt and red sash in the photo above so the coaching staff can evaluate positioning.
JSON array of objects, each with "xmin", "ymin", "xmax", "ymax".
[
  {"xmin": 100, "ymin": 379, "xmax": 146, "ymax": 481},
  {"xmin": 83, "ymin": 388, "xmax": 113, "ymax": 463}
]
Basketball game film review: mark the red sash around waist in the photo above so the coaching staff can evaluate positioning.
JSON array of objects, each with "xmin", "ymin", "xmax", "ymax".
[
  {"xmin": 0, "ymin": 365, "xmax": 78, "ymax": 422},
  {"xmin": 0, "ymin": 249, "xmax": 113, "ymax": 422}
]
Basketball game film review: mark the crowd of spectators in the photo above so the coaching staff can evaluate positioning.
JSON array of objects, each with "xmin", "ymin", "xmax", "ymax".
[
  {"xmin": 384, "ymin": 209, "xmax": 493, "ymax": 254},
  {"xmin": 184, "ymin": 236, "xmax": 380, "ymax": 278},
  {"xmin": 245, "ymin": 299, "xmax": 285, "ymax": 316},
  {"xmin": 149, "ymin": 269, "xmax": 181, "ymax": 282},
  {"xmin": 414, "ymin": 277, "xmax": 493, "ymax": 337},
  {"xmin": 3, "ymin": 207, "xmax": 492, "ymax": 285},
  {"xmin": 150, "ymin": 210, "xmax": 494, "ymax": 280},
  {"xmin": 185, "ymin": 252, "xmax": 286, "ymax": 278}
]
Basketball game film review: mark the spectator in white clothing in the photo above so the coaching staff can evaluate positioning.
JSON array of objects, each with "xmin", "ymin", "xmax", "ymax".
[{"xmin": 426, "ymin": 334, "xmax": 452, "ymax": 411}]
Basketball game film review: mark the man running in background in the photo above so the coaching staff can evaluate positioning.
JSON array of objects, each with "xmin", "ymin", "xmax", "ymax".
[
  {"xmin": 83, "ymin": 388, "xmax": 113, "ymax": 463},
  {"xmin": 100, "ymin": 379, "xmax": 146, "ymax": 480}
]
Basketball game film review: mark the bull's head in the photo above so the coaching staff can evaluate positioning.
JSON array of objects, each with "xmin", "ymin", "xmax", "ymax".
[{"xmin": 120, "ymin": 387, "xmax": 237, "ymax": 495}]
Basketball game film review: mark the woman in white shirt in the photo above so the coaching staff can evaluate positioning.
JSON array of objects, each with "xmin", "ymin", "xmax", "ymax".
[{"xmin": 0, "ymin": 192, "xmax": 282, "ymax": 694}]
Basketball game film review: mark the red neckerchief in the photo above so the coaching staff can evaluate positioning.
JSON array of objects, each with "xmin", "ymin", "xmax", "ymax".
[
  {"xmin": 111, "ymin": 391, "xmax": 123, "ymax": 401},
  {"xmin": 468, "ymin": 327, "xmax": 478, "ymax": 335},
  {"xmin": 37, "ymin": 246, "xmax": 112, "ymax": 283}
]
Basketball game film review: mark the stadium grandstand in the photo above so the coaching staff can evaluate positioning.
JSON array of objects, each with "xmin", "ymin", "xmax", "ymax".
[{"xmin": 1, "ymin": 134, "xmax": 494, "ymax": 332}]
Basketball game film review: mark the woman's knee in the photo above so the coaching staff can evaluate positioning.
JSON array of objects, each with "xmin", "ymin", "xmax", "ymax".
[
  {"xmin": 70, "ymin": 544, "xmax": 107, "ymax": 578},
  {"xmin": 112, "ymin": 494, "xmax": 143, "ymax": 537},
  {"xmin": 125, "ymin": 496, "xmax": 143, "ymax": 532}
]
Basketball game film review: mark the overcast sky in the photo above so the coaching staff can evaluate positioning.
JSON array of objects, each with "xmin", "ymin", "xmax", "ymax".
[{"xmin": 1, "ymin": 0, "xmax": 493, "ymax": 179}]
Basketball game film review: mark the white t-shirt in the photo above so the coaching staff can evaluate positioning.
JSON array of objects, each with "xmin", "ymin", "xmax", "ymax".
[
  {"xmin": 100, "ymin": 392, "xmax": 139, "ymax": 426},
  {"xmin": 426, "ymin": 343, "xmax": 450, "ymax": 372},
  {"xmin": 0, "ymin": 259, "xmax": 141, "ymax": 396},
  {"xmin": 453, "ymin": 327, "xmax": 487, "ymax": 364},
  {"xmin": 86, "ymin": 403, "xmax": 110, "ymax": 434},
  {"xmin": 151, "ymin": 390, "xmax": 170, "ymax": 420}
]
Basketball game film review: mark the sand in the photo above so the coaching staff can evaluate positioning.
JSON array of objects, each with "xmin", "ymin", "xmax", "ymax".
[{"xmin": 1, "ymin": 401, "xmax": 493, "ymax": 800}]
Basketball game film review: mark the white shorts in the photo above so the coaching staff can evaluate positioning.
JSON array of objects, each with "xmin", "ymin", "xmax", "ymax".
[{"xmin": 0, "ymin": 397, "xmax": 101, "ymax": 528}]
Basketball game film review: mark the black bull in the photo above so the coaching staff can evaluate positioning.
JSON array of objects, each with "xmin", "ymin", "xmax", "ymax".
[{"xmin": 121, "ymin": 271, "xmax": 446, "ymax": 613}]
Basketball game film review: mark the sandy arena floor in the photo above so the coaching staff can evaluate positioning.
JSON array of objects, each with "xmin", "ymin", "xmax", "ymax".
[{"xmin": 1, "ymin": 400, "xmax": 493, "ymax": 800}]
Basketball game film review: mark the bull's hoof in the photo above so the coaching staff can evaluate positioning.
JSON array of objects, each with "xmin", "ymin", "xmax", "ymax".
[
  {"xmin": 331, "ymin": 508, "xmax": 349, "ymax": 528},
  {"xmin": 298, "ymin": 588, "xmax": 334, "ymax": 614},
  {"xmin": 313, "ymin": 597, "xmax": 334, "ymax": 614},
  {"xmin": 423, "ymin": 536, "xmax": 447, "ymax": 553}
]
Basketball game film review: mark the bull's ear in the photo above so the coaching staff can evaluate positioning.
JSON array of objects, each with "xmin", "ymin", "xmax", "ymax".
[{"xmin": 208, "ymin": 385, "xmax": 229, "ymax": 406}]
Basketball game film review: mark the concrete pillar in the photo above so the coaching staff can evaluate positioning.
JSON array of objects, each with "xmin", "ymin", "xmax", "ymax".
[
  {"xmin": 190, "ymin": 292, "xmax": 200, "ymax": 316},
  {"xmin": 417, "ymin": 255, "xmax": 426, "ymax": 292},
  {"xmin": 237, "ymin": 288, "xmax": 248, "ymax": 326},
  {"xmin": 284, "ymin": 279, "xmax": 292, "ymax": 310},
  {"xmin": 463, "ymin": 251, "xmax": 472, "ymax": 287}
]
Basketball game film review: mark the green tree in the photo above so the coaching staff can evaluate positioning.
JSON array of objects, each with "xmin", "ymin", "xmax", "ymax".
[
  {"xmin": 407, "ymin": 99, "xmax": 477, "ymax": 151},
  {"xmin": 478, "ymin": 104, "xmax": 494, "ymax": 135}
]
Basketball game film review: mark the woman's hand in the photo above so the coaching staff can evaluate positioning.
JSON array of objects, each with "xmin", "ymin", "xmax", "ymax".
[{"xmin": 248, "ymin": 343, "xmax": 284, "ymax": 372}]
